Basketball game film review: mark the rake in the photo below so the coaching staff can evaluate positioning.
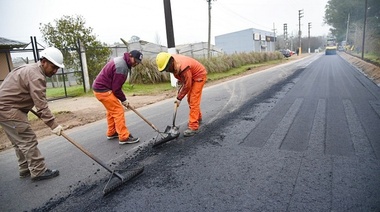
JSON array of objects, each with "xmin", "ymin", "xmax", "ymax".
[{"xmin": 30, "ymin": 110, "xmax": 143, "ymax": 196}]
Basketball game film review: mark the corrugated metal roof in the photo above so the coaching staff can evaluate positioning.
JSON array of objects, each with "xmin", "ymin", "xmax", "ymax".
[{"xmin": 0, "ymin": 37, "xmax": 28, "ymax": 49}]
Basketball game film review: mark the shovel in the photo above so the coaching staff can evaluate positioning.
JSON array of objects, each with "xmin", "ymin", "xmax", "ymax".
[
  {"xmin": 126, "ymin": 104, "xmax": 179, "ymax": 147},
  {"xmin": 164, "ymin": 101, "xmax": 180, "ymax": 136},
  {"xmin": 152, "ymin": 101, "xmax": 180, "ymax": 147}
]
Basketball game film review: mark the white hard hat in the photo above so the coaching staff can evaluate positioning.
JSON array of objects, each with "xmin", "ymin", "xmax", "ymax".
[{"xmin": 40, "ymin": 47, "xmax": 64, "ymax": 68}]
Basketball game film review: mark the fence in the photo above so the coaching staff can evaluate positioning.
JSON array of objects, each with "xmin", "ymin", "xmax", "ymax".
[
  {"xmin": 5, "ymin": 37, "xmax": 85, "ymax": 100},
  {"xmin": 5, "ymin": 38, "xmax": 225, "ymax": 100}
]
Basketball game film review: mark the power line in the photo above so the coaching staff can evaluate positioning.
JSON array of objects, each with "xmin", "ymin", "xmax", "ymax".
[{"xmin": 216, "ymin": 2, "xmax": 272, "ymax": 31}]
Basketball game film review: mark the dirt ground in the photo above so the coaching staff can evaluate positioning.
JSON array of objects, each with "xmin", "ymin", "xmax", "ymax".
[{"xmin": 1, "ymin": 52, "xmax": 379, "ymax": 151}]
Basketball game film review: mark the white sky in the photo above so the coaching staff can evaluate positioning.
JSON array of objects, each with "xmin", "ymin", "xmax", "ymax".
[{"xmin": 0, "ymin": 0, "xmax": 331, "ymax": 46}]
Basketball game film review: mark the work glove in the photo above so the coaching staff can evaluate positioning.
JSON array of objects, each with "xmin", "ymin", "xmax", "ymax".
[
  {"xmin": 175, "ymin": 99, "xmax": 181, "ymax": 107},
  {"xmin": 51, "ymin": 125, "xmax": 63, "ymax": 136},
  {"xmin": 121, "ymin": 100, "xmax": 129, "ymax": 108}
]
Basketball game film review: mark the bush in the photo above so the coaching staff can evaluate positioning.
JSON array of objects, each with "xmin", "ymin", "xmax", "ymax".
[{"xmin": 129, "ymin": 51, "xmax": 283, "ymax": 83}]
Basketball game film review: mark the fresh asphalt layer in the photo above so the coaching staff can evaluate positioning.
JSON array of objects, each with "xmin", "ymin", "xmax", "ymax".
[{"xmin": 1, "ymin": 53, "xmax": 379, "ymax": 211}]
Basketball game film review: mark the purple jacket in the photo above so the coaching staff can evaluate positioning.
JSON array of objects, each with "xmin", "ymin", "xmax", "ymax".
[{"xmin": 92, "ymin": 53, "xmax": 133, "ymax": 102}]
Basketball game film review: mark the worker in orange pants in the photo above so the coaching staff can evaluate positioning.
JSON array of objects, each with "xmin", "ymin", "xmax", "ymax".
[
  {"xmin": 186, "ymin": 77, "xmax": 206, "ymax": 131},
  {"xmin": 93, "ymin": 50, "xmax": 143, "ymax": 144},
  {"xmin": 156, "ymin": 52, "xmax": 207, "ymax": 137},
  {"xmin": 93, "ymin": 90, "xmax": 131, "ymax": 142}
]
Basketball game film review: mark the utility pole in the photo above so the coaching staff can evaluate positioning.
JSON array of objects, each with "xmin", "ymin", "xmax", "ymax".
[
  {"xmin": 298, "ymin": 9, "xmax": 303, "ymax": 55},
  {"xmin": 361, "ymin": 0, "xmax": 367, "ymax": 60},
  {"xmin": 345, "ymin": 13, "xmax": 350, "ymax": 46},
  {"xmin": 163, "ymin": 0, "xmax": 177, "ymax": 87},
  {"xmin": 206, "ymin": 0, "xmax": 216, "ymax": 59},
  {"xmin": 78, "ymin": 39, "xmax": 90, "ymax": 93},
  {"xmin": 308, "ymin": 22, "xmax": 311, "ymax": 53},
  {"xmin": 284, "ymin": 23, "xmax": 288, "ymax": 49},
  {"xmin": 272, "ymin": 23, "xmax": 276, "ymax": 51},
  {"xmin": 290, "ymin": 34, "xmax": 294, "ymax": 51}
]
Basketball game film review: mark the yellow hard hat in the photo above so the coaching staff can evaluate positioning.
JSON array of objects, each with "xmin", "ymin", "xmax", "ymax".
[{"xmin": 156, "ymin": 52, "xmax": 172, "ymax": 72}]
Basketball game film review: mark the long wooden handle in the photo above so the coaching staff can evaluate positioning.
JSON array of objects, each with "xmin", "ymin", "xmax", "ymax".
[
  {"xmin": 29, "ymin": 110, "xmax": 118, "ymax": 177},
  {"xmin": 61, "ymin": 132, "xmax": 114, "ymax": 174},
  {"xmin": 127, "ymin": 105, "xmax": 160, "ymax": 132},
  {"xmin": 172, "ymin": 102, "xmax": 178, "ymax": 126}
]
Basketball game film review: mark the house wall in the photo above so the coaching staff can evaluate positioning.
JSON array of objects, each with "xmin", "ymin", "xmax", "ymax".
[
  {"xmin": 215, "ymin": 28, "xmax": 276, "ymax": 54},
  {"xmin": 176, "ymin": 42, "xmax": 223, "ymax": 58},
  {"xmin": 215, "ymin": 29, "xmax": 254, "ymax": 54},
  {"xmin": 0, "ymin": 51, "xmax": 13, "ymax": 81},
  {"xmin": 110, "ymin": 42, "xmax": 167, "ymax": 59},
  {"xmin": 110, "ymin": 41, "xmax": 223, "ymax": 60}
]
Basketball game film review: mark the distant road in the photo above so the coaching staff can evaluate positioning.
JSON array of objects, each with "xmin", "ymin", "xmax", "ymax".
[{"xmin": 1, "ymin": 54, "xmax": 379, "ymax": 211}]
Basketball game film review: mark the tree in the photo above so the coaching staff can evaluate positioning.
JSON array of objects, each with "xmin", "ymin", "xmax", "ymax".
[
  {"xmin": 325, "ymin": 0, "xmax": 366, "ymax": 34},
  {"xmin": 324, "ymin": 0, "xmax": 380, "ymax": 54},
  {"xmin": 39, "ymin": 15, "xmax": 111, "ymax": 85}
]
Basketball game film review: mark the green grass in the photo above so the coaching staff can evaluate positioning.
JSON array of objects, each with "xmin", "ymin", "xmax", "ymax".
[
  {"xmin": 207, "ymin": 66, "xmax": 247, "ymax": 81},
  {"xmin": 46, "ymin": 82, "xmax": 177, "ymax": 99},
  {"xmin": 28, "ymin": 112, "xmax": 39, "ymax": 121},
  {"xmin": 46, "ymin": 85, "xmax": 87, "ymax": 98},
  {"xmin": 208, "ymin": 59, "xmax": 283, "ymax": 81},
  {"xmin": 350, "ymin": 52, "xmax": 380, "ymax": 64},
  {"xmin": 365, "ymin": 53, "xmax": 380, "ymax": 64},
  {"xmin": 122, "ymin": 82, "xmax": 177, "ymax": 95},
  {"xmin": 46, "ymin": 58, "xmax": 285, "ymax": 98}
]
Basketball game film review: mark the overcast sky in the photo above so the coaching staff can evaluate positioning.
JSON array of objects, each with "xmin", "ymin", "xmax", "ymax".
[{"xmin": 0, "ymin": 0, "xmax": 331, "ymax": 46}]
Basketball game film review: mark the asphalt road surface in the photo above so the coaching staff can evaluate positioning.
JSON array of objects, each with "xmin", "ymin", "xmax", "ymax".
[{"xmin": 1, "ymin": 53, "xmax": 379, "ymax": 212}]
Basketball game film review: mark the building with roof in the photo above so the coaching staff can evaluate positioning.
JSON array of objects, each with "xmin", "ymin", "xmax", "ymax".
[
  {"xmin": 176, "ymin": 42, "xmax": 223, "ymax": 58},
  {"xmin": 110, "ymin": 40, "xmax": 223, "ymax": 60},
  {"xmin": 109, "ymin": 40, "xmax": 167, "ymax": 59},
  {"xmin": 0, "ymin": 37, "xmax": 28, "ymax": 82},
  {"xmin": 215, "ymin": 28, "xmax": 276, "ymax": 54}
]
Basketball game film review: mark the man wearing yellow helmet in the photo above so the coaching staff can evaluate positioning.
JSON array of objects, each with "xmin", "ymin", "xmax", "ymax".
[{"xmin": 156, "ymin": 52, "xmax": 207, "ymax": 137}]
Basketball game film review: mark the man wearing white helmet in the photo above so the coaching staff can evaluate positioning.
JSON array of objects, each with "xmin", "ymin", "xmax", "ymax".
[{"xmin": 0, "ymin": 47, "xmax": 64, "ymax": 181}]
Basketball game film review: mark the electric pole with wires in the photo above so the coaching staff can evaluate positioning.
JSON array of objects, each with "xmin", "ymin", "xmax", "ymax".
[
  {"xmin": 206, "ymin": 0, "xmax": 216, "ymax": 59},
  {"xmin": 308, "ymin": 22, "xmax": 311, "ymax": 53},
  {"xmin": 298, "ymin": 9, "xmax": 303, "ymax": 55}
]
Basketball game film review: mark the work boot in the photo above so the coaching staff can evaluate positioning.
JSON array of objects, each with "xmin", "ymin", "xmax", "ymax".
[
  {"xmin": 19, "ymin": 170, "xmax": 31, "ymax": 178},
  {"xmin": 107, "ymin": 133, "xmax": 118, "ymax": 140},
  {"xmin": 184, "ymin": 128, "xmax": 198, "ymax": 137},
  {"xmin": 119, "ymin": 135, "xmax": 140, "ymax": 145},
  {"xmin": 31, "ymin": 169, "xmax": 59, "ymax": 181}
]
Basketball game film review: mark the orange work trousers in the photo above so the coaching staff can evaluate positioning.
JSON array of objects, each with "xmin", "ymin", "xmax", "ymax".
[
  {"xmin": 187, "ymin": 77, "xmax": 206, "ymax": 130},
  {"xmin": 93, "ymin": 91, "xmax": 130, "ymax": 140}
]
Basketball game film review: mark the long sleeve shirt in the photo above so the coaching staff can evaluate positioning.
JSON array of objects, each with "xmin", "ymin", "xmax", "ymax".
[
  {"xmin": 92, "ymin": 53, "xmax": 132, "ymax": 102},
  {"xmin": 0, "ymin": 62, "xmax": 59, "ymax": 129},
  {"xmin": 172, "ymin": 54, "xmax": 208, "ymax": 100}
]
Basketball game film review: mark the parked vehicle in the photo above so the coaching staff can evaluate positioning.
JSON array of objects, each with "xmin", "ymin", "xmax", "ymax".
[{"xmin": 279, "ymin": 49, "xmax": 293, "ymax": 58}]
